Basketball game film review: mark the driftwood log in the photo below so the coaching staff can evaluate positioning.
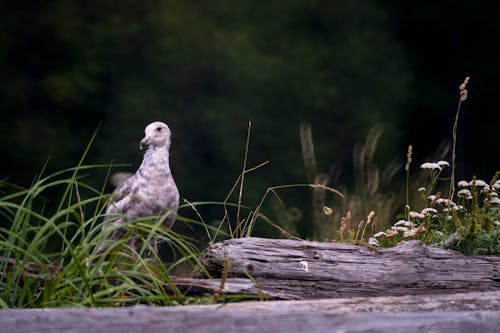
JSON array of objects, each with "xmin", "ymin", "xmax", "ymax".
[
  {"xmin": 198, "ymin": 237, "xmax": 500, "ymax": 299},
  {"xmin": 2, "ymin": 238, "xmax": 498, "ymax": 300},
  {"xmin": 1, "ymin": 292, "xmax": 499, "ymax": 333}
]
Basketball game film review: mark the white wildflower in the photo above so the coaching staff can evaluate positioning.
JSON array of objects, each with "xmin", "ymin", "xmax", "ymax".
[
  {"xmin": 457, "ymin": 189, "xmax": 472, "ymax": 200},
  {"xmin": 494, "ymin": 221, "xmax": 500, "ymax": 227},
  {"xmin": 489, "ymin": 197, "xmax": 500, "ymax": 205},
  {"xmin": 393, "ymin": 220, "xmax": 414, "ymax": 227},
  {"xmin": 403, "ymin": 229, "xmax": 417, "ymax": 238},
  {"xmin": 480, "ymin": 186, "xmax": 492, "ymax": 193},
  {"xmin": 373, "ymin": 231, "xmax": 386, "ymax": 238},
  {"xmin": 395, "ymin": 226, "xmax": 409, "ymax": 232},
  {"xmin": 409, "ymin": 211, "xmax": 426, "ymax": 219},
  {"xmin": 493, "ymin": 180, "xmax": 500, "ymax": 190},
  {"xmin": 420, "ymin": 162, "xmax": 441, "ymax": 170},
  {"xmin": 422, "ymin": 208, "xmax": 437, "ymax": 215},
  {"xmin": 385, "ymin": 229, "xmax": 398, "ymax": 237},
  {"xmin": 470, "ymin": 179, "xmax": 488, "ymax": 187},
  {"xmin": 436, "ymin": 198, "xmax": 446, "ymax": 205},
  {"xmin": 368, "ymin": 237, "xmax": 379, "ymax": 246},
  {"xmin": 418, "ymin": 187, "xmax": 426, "ymax": 193},
  {"xmin": 437, "ymin": 160, "xmax": 450, "ymax": 168},
  {"xmin": 443, "ymin": 206, "xmax": 462, "ymax": 212},
  {"xmin": 457, "ymin": 180, "xmax": 469, "ymax": 187},
  {"xmin": 428, "ymin": 194, "xmax": 437, "ymax": 201},
  {"xmin": 394, "ymin": 220, "xmax": 410, "ymax": 226},
  {"xmin": 436, "ymin": 198, "xmax": 456, "ymax": 207}
]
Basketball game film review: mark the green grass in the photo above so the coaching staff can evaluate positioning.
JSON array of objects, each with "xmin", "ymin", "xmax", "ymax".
[
  {"xmin": 0, "ymin": 129, "xmax": 219, "ymax": 308},
  {"xmin": 0, "ymin": 162, "xmax": 230, "ymax": 308}
]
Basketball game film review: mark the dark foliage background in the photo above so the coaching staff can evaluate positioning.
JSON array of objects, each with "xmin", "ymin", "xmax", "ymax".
[{"xmin": 1, "ymin": 1, "xmax": 498, "ymax": 237}]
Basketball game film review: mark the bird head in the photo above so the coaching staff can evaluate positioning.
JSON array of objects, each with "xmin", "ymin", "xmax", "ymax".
[{"xmin": 140, "ymin": 121, "xmax": 172, "ymax": 150}]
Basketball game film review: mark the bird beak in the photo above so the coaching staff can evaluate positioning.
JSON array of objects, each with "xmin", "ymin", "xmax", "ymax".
[{"xmin": 140, "ymin": 137, "xmax": 150, "ymax": 150}]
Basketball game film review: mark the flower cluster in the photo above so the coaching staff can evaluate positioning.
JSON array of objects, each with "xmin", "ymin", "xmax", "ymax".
[
  {"xmin": 457, "ymin": 177, "xmax": 500, "ymax": 205},
  {"xmin": 372, "ymin": 166, "xmax": 500, "ymax": 247},
  {"xmin": 372, "ymin": 218, "xmax": 425, "ymax": 244},
  {"xmin": 420, "ymin": 160, "xmax": 450, "ymax": 171},
  {"xmin": 419, "ymin": 160, "xmax": 450, "ymax": 191}
]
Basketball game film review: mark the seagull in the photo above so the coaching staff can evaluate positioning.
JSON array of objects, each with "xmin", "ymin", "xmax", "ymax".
[{"xmin": 101, "ymin": 121, "xmax": 179, "ymax": 255}]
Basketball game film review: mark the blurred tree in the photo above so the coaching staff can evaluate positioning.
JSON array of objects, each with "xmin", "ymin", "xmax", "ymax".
[{"xmin": 0, "ymin": 0, "xmax": 439, "ymax": 238}]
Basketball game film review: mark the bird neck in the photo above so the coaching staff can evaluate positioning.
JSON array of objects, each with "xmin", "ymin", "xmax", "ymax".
[{"xmin": 141, "ymin": 146, "xmax": 172, "ymax": 175}]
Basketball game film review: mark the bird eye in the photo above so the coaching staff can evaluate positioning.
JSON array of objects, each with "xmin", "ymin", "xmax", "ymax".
[{"xmin": 156, "ymin": 127, "xmax": 162, "ymax": 132}]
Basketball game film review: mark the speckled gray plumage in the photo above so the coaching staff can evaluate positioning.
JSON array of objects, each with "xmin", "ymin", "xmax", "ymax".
[{"xmin": 102, "ymin": 121, "xmax": 179, "ymax": 254}]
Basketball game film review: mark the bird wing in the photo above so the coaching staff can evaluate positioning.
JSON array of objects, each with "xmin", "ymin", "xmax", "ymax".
[{"xmin": 105, "ymin": 174, "xmax": 140, "ymax": 216}]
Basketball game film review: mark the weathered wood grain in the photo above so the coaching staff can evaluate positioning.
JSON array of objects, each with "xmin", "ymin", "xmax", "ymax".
[
  {"xmin": 1, "ymin": 292, "xmax": 499, "ymax": 333},
  {"xmin": 170, "ymin": 276, "xmax": 298, "ymax": 300},
  {"xmin": 199, "ymin": 237, "xmax": 500, "ymax": 299}
]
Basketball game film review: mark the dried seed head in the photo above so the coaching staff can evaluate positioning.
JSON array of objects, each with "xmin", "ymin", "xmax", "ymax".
[
  {"xmin": 459, "ymin": 76, "xmax": 470, "ymax": 102},
  {"xmin": 405, "ymin": 145, "xmax": 413, "ymax": 171},
  {"xmin": 366, "ymin": 211, "xmax": 376, "ymax": 224},
  {"xmin": 460, "ymin": 90, "xmax": 468, "ymax": 102},
  {"xmin": 339, "ymin": 210, "xmax": 352, "ymax": 234},
  {"xmin": 459, "ymin": 76, "xmax": 470, "ymax": 91},
  {"xmin": 371, "ymin": 216, "xmax": 378, "ymax": 233},
  {"xmin": 357, "ymin": 220, "xmax": 365, "ymax": 230},
  {"xmin": 340, "ymin": 218, "xmax": 348, "ymax": 234}
]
